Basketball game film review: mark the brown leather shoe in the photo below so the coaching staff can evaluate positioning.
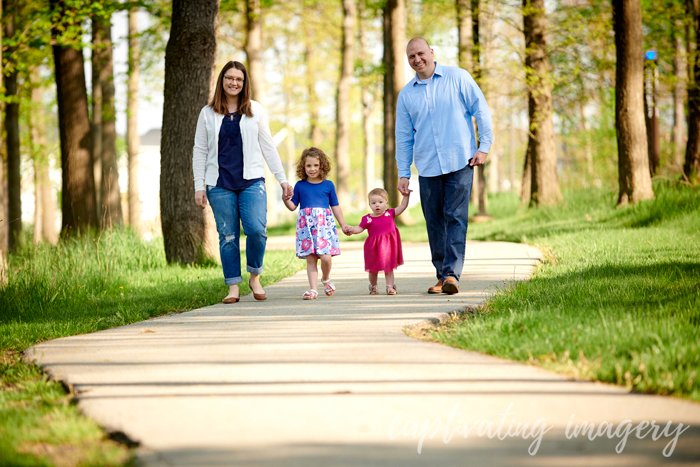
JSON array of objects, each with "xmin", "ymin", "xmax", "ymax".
[
  {"xmin": 428, "ymin": 280, "xmax": 443, "ymax": 294},
  {"xmin": 442, "ymin": 277, "xmax": 459, "ymax": 295},
  {"xmin": 222, "ymin": 295, "xmax": 240, "ymax": 304},
  {"xmin": 249, "ymin": 281, "xmax": 267, "ymax": 300}
]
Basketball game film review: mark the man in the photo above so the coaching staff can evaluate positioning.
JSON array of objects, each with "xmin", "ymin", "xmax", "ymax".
[{"xmin": 396, "ymin": 37, "xmax": 492, "ymax": 295}]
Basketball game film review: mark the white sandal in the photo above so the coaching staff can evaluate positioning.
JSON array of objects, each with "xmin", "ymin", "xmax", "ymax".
[
  {"xmin": 303, "ymin": 289, "xmax": 318, "ymax": 300},
  {"xmin": 322, "ymin": 279, "xmax": 336, "ymax": 296},
  {"xmin": 368, "ymin": 284, "xmax": 378, "ymax": 295}
]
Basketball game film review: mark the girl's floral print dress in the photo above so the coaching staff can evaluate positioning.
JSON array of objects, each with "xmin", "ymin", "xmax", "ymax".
[
  {"xmin": 296, "ymin": 208, "xmax": 341, "ymax": 258},
  {"xmin": 291, "ymin": 180, "xmax": 341, "ymax": 258}
]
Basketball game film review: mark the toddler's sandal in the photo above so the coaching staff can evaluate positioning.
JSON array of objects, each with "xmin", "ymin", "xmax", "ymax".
[
  {"xmin": 386, "ymin": 285, "xmax": 397, "ymax": 295},
  {"xmin": 368, "ymin": 284, "xmax": 378, "ymax": 295},
  {"xmin": 322, "ymin": 280, "xmax": 336, "ymax": 296},
  {"xmin": 303, "ymin": 289, "xmax": 318, "ymax": 300}
]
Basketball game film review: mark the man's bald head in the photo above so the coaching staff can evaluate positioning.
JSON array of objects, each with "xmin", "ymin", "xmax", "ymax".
[
  {"xmin": 406, "ymin": 37, "xmax": 435, "ymax": 79},
  {"xmin": 407, "ymin": 37, "xmax": 430, "ymax": 51}
]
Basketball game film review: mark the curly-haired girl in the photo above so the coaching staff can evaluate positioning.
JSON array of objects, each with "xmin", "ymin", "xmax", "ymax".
[{"xmin": 283, "ymin": 147, "xmax": 349, "ymax": 299}]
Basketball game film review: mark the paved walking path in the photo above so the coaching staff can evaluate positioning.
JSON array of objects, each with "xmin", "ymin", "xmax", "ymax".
[{"xmin": 26, "ymin": 240, "xmax": 700, "ymax": 466}]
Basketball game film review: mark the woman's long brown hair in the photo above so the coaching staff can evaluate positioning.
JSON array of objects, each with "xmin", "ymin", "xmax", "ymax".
[{"xmin": 209, "ymin": 61, "xmax": 253, "ymax": 117}]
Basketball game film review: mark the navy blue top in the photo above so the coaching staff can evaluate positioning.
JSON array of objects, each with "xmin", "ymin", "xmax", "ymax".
[
  {"xmin": 216, "ymin": 112, "xmax": 264, "ymax": 191},
  {"xmin": 291, "ymin": 180, "xmax": 339, "ymax": 209}
]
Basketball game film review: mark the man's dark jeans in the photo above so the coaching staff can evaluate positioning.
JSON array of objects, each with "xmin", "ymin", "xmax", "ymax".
[{"xmin": 419, "ymin": 163, "xmax": 474, "ymax": 284}]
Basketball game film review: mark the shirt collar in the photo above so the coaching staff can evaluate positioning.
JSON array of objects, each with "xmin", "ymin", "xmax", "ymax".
[{"xmin": 412, "ymin": 61, "xmax": 442, "ymax": 86}]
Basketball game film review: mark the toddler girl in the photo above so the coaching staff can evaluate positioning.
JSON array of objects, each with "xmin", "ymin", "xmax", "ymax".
[
  {"xmin": 345, "ymin": 188, "xmax": 410, "ymax": 295},
  {"xmin": 283, "ymin": 147, "xmax": 348, "ymax": 300}
]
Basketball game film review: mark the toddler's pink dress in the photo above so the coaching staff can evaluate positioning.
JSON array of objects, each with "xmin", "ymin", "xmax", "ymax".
[{"xmin": 359, "ymin": 208, "xmax": 404, "ymax": 273}]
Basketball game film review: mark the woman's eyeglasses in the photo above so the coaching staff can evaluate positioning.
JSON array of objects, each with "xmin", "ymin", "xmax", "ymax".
[{"xmin": 224, "ymin": 76, "xmax": 245, "ymax": 84}]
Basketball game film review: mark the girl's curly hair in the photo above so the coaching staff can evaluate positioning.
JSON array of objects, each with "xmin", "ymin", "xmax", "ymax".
[{"xmin": 296, "ymin": 147, "xmax": 332, "ymax": 181}]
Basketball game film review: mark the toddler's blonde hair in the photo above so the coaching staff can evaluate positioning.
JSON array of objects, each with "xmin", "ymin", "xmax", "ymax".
[{"xmin": 368, "ymin": 188, "xmax": 389, "ymax": 203}]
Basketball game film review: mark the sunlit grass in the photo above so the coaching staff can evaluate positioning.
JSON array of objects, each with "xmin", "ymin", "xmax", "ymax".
[
  {"xmin": 0, "ymin": 229, "xmax": 304, "ymax": 465},
  {"xmin": 428, "ymin": 181, "xmax": 700, "ymax": 400}
]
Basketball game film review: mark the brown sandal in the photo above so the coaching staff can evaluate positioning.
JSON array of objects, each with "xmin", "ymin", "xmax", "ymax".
[{"xmin": 386, "ymin": 284, "xmax": 397, "ymax": 295}]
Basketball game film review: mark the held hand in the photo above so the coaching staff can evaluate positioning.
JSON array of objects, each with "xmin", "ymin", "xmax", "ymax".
[
  {"xmin": 281, "ymin": 182, "xmax": 293, "ymax": 201},
  {"xmin": 398, "ymin": 177, "xmax": 412, "ymax": 196},
  {"xmin": 342, "ymin": 225, "xmax": 353, "ymax": 236},
  {"xmin": 469, "ymin": 151, "xmax": 488, "ymax": 167},
  {"xmin": 195, "ymin": 190, "xmax": 207, "ymax": 209}
]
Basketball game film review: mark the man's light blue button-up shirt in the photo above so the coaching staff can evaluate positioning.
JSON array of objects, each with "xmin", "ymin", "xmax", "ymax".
[{"xmin": 395, "ymin": 62, "xmax": 493, "ymax": 179}]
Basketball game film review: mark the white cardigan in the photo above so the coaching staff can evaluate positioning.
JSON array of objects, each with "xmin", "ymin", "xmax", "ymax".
[{"xmin": 192, "ymin": 101, "xmax": 288, "ymax": 192}]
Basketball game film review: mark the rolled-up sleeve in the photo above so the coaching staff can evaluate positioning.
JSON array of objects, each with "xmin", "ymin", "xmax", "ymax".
[
  {"xmin": 395, "ymin": 92, "xmax": 415, "ymax": 179},
  {"xmin": 257, "ymin": 106, "xmax": 288, "ymax": 185},
  {"xmin": 461, "ymin": 72, "xmax": 493, "ymax": 154},
  {"xmin": 192, "ymin": 107, "xmax": 209, "ymax": 192}
]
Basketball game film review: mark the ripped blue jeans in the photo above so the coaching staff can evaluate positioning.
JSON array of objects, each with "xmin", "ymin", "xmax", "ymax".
[{"xmin": 206, "ymin": 182, "xmax": 267, "ymax": 285}]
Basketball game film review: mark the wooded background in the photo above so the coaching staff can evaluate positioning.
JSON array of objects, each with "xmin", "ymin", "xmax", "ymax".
[{"xmin": 0, "ymin": 0, "xmax": 697, "ymax": 266}]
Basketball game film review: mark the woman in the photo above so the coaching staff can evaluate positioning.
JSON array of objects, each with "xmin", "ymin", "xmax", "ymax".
[{"xmin": 193, "ymin": 61, "xmax": 292, "ymax": 303}]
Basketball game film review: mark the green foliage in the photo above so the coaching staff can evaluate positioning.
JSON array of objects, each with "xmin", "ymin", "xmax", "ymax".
[{"xmin": 430, "ymin": 182, "xmax": 700, "ymax": 401}]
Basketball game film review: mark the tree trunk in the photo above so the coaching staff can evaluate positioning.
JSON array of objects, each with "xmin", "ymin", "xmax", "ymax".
[
  {"xmin": 685, "ymin": 0, "xmax": 700, "ymax": 182},
  {"xmin": 471, "ymin": 0, "xmax": 480, "ymax": 78},
  {"xmin": 91, "ymin": 17, "xmax": 103, "ymax": 218},
  {"xmin": 244, "ymin": 0, "xmax": 277, "ymax": 224},
  {"xmin": 579, "ymin": 99, "xmax": 594, "ymax": 184},
  {"xmin": 0, "ymin": 0, "xmax": 6, "ymax": 270},
  {"xmin": 363, "ymin": 97, "xmax": 377, "ymax": 198},
  {"xmin": 30, "ymin": 73, "xmax": 58, "ymax": 245},
  {"xmin": 303, "ymin": 16, "xmax": 321, "ymax": 147},
  {"xmin": 672, "ymin": 22, "xmax": 687, "ymax": 173},
  {"xmin": 509, "ymin": 116, "xmax": 516, "ymax": 192},
  {"xmin": 5, "ymin": 11, "xmax": 21, "ymax": 252},
  {"xmin": 383, "ymin": 0, "xmax": 398, "ymax": 206},
  {"xmin": 523, "ymin": 0, "xmax": 562, "ymax": 206},
  {"xmin": 644, "ymin": 61, "xmax": 660, "ymax": 176},
  {"xmin": 245, "ymin": 0, "xmax": 264, "ymax": 104},
  {"xmin": 161, "ymin": 0, "xmax": 218, "ymax": 264},
  {"xmin": 94, "ymin": 15, "xmax": 123, "ymax": 227},
  {"xmin": 389, "ymin": 0, "xmax": 414, "ymax": 224},
  {"xmin": 127, "ymin": 7, "xmax": 142, "ymax": 230},
  {"xmin": 456, "ymin": 0, "xmax": 472, "ymax": 72},
  {"xmin": 335, "ymin": 0, "xmax": 356, "ymax": 212},
  {"xmin": 202, "ymin": 14, "xmax": 220, "ymax": 261},
  {"xmin": 359, "ymin": 2, "xmax": 376, "ymax": 199},
  {"xmin": 469, "ymin": 0, "xmax": 489, "ymax": 214},
  {"xmin": 383, "ymin": 0, "xmax": 412, "ymax": 221},
  {"xmin": 520, "ymin": 139, "xmax": 531, "ymax": 205},
  {"xmin": 285, "ymin": 102, "xmax": 296, "ymax": 184},
  {"xmin": 51, "ymin": 0, "xmax": 98, "ymax": 234},
  {"xmin": 482, "ymin": 0, "xmax": 499, "ymax": 195},
  {"xmin": 613, "ymin": 0, "xmax": 654, "ymax": 203},
  {"xmin": 0, "ymin": 0, "xmax": 5, "ymax": 283}
]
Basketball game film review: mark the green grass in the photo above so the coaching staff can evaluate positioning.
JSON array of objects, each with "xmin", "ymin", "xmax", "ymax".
[
  {"xmin": 428, "ymin": 181, "xmax": 700, "ymax": 401},
  {"xmin": 0, "ymin": 229, "xmax": 304, "ymax": 466}
]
